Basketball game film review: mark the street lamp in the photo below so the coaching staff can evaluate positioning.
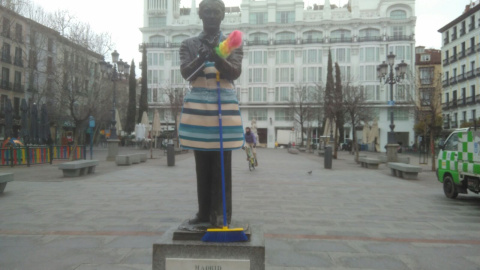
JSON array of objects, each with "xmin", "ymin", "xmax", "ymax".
[
  {"xmin": 99, "ymin": 51, "xmax": 130, "ymax": 161},
  {"xmin": 377, "ymin": 52, "xmax": 408, "ymax": 160},
  {"xmin": 99, "ymin": 51, "xmax": 130, "ymax": 140}
]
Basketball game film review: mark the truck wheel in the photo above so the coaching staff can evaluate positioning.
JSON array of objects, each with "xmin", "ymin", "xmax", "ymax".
[{"xmin": 443, "ymin": 175, "xmax": 458, "ymax": 199}]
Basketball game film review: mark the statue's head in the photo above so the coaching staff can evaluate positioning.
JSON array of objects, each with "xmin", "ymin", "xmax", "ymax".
[{"xmin": 199, "ymin": 0, "xmax": 225, "ymax": 33}]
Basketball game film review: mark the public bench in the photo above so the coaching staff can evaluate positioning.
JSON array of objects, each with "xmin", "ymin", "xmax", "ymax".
[
  {"xmin": 358, "ymin": 157, "xmax": 381, "ymax": 169},
  {"xmin": 0, "ymin": 173, "xmax": 13, "ymax": 193},
  {"xmin": 379, "ymin": 155, "xmax": 410, "ymax": 164},
  {"xmin": 58, "ymin": 160, "xmax": 99, "ymax": 177},
  {"xmin": 388, "ymin": 162, "xmax": 422, "ymax": 180},
  {"xmin": 116, "ymin": 153, "xmax": 148, "ymax": 166}
]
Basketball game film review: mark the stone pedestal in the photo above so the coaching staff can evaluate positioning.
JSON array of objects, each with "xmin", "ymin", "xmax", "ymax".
[
  {"xmin": 106, "ymin": 139, "xmax": 120, "ymax": 161},
  {"xmin": 153, "ymin": 225, "xmax": 265, "ymax": 270},
  {"xmin": 386, "ymin": 144, "xmax": 399, "ymax": 162}
]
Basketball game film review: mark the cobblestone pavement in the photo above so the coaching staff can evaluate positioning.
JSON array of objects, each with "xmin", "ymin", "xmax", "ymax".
[{"xmin": 1, "ymin": 147, "xmax": 480, "ymax": 270}]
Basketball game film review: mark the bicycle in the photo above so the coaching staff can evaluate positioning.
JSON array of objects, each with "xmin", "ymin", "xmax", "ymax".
[{"xmin": 245, "ymin": 145, "xmax": 256, "ymax": 171}]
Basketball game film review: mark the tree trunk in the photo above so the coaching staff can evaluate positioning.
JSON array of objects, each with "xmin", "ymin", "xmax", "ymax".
[
  {"xmin": 333, "ymin": 127, "xmax": 338, "ymax": 159},
  {"xmin": 430, "ymin": 129, "xmax": 436, "ymax": 171}
]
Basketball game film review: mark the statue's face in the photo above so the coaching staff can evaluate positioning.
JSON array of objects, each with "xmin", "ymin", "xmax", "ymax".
[{"xmin": 199, "ymin": 1, "xmax": 224, "ymax": 33}]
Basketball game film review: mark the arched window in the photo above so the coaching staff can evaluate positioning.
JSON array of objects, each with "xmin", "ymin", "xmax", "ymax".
[
  {"xmin": 331, "ymin": 30, "xmax": 351, "ymax": 42},
  {"xmin": 303, "ymin": 31, "xmax": 323, "ymax": 43},
  {"xmin": 390, "ymin": 10, "xmax": 406, "ymax": 20},
  {"xmin": 149, "ymin": 35, "xmax": 165, "ymax": 44},
  {"xmin": 276, "ymin": 32, "xmax": 295, "ymax": 41},
  {"xmin": 172, "ymin": 35, "xmax": 189, "ymax": 44},
  {"xmin": 359, "ymin": 28, "xmax": 380, "ymax": 37},
  {"xmin": 249, "ymin": 32, "xmax": 268, "ymax": 45}
]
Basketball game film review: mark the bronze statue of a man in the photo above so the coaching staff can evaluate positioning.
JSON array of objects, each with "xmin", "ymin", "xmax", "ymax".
[{"xmin": 178, "ymin": 0, "xmax": 244, "ymax": 228}]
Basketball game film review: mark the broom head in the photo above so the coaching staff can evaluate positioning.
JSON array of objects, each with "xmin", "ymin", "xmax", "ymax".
[{"xmin": 201, "ymin": 226, "xmax": 248, "ymax": 242}]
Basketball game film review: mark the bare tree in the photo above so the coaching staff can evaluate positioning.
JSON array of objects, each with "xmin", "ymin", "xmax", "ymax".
[
  {"xmin": 290, "ymin": 84, "xmax": 317, "ymax": 147},
  {"xmin": 343, "ymin": 82, "xmax": 373, "ymax": 162},
  {"xmin": 164, "ymin": 84, "xmax": 184, "ymax": 147},
  {"xmin": 411, "ymin": 71, "xmax": 443, "ymax": 171}
]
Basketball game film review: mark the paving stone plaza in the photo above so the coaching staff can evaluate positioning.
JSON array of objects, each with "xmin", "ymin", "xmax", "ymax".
[{"xmin": 1, "ymin": 147, "xmax": 480, "ymax": 270}]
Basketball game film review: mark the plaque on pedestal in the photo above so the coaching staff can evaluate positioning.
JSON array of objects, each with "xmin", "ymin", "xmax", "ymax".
[{"xmin": 153, "ymin": 225, "xmax": 265, "ymax": 270}]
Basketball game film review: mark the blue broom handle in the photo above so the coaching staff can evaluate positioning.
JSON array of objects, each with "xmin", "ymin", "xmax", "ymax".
[{"xmin": 217, "ymin": 73, "xmax": 227, "ymax": 228}]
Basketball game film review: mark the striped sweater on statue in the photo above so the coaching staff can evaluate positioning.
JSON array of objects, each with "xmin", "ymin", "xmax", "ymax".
[{"xmin": 178, "ymin": 33, "xmax": 244, "ymax": 151}]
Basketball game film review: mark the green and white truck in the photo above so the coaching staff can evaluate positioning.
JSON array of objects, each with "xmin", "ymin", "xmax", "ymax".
[{"xmin": 437, "ymin": 128, "xmax": 480, "ymax": 198}]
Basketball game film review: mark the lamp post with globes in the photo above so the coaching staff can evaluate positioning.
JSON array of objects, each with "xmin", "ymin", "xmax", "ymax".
[
  {"xmin": 377, "ymin": 52, "xmax": 408, "ymax": 162},
  {"xmin": 99, "ymin": 50, "xmax": 130, "ymax": 161}
]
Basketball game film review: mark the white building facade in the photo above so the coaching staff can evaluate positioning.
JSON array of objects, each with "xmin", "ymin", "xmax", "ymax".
[
  {"xmin": 140, "ymin": 0, "xmax": 416, "ymax": 149},
  {"xmin": 439, "ymin": 1, "xmax": 480, "ymax": 130}
]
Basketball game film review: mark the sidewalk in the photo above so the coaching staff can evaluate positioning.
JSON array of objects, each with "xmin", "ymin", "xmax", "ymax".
[{"xmin": 1, "ymin": 147, "xmax": 480, "ymax": 270}]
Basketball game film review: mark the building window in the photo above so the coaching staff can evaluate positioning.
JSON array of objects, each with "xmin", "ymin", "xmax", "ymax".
[
  {"xmin": 275, "ymin": 109, "xmax": 293, "ymax": 121},
  {"xmin": 2, "ymin": 42, "xmax": 11, "ymax": 63},
  {"xmin": 13, "ymin": 70, "xmax": 21, "ymax": 91},
  {"xmin": 15, "ymin": 23, "xmax": 22, "ymax": 42},
  {"xmin": 390, "ymin": 10, "xmax": 407, "ymax": 20},
  {"xmin": 419, "ymin": 67, "xmax": 434, "ymax": 85},
  {"xmin": 248, "ymin": 68, "xmax": 267, "ymax": 83},
  {"xmin": 149, "ymin": 35, "xmax": 165, "ymax": 44},
  {"xmin": 332, "ymin": 48, "xmax": 351, "ymax": 63},
  {"xmin": 48, "ymin": 38, "xmax": 53, "ymax": 52},
  {"xmin": 172, "ymin": 35, "xmax": 188, "ymax": 46},
  {"xmin": 149, "ymin": 17, "xmax": 166, "ymax": 27},
  {"xmin": 275, "ymin": 31, "xmax": 295, "ymax": 44},
  {"xmin": 47, "ymin": 57, "xmax": 53, "ymax": 74},
  {"xmin": 249, "ymin": 12, "xmax": 267, "ymax": 25},
  {"xmin": 331, "ymin": 29, "xmax": 351, "ymax": 42},
  {"xmin": 388, "ymin": 108, "xmax": 409, "ymax": 121},
  {"xmin": 248, "ymin": 87, "xmax": 267, "ymax": 102},
  {"xmin": 303, "ymin": 31, "xmax": 322, "ymax": 43},
  {"xmin": 248, "ymin": 109, "xmax": 268, "ymax": 121},
  {"xmin": 2, "ymin": 17, "xmax": 10, "ymax": 38},
  {"xmin": 303, "ymin": 49, "xmax": 322, "ymax": 64},
  {"xmin": 249, "ymin": 32, "xmax": 268, "ymax": 45},
  {"xmin": 302, "ymin": 67, "xmax": 322, "ymax": 83},
  {"xmin": 359, "ymin": 28, "xmax": 380, "ymax": 38},
  {"xmin": 275, "ymin": 86, "xmax": 293, "ymax": 102},
  {"xmin": 275, "ymin": 68, "xmax": 295, "ymax": 83},
  {"xmin": 275, "ymin": 50, "xmax": 294, "ymax": 65},
  {"xmin": 360, "ymin": 47, "xmax": 379, "ymax": 62},
  {"xmin": 388, "ymin": 45, "xmax": 411, "ymax": 61},
  {"xmin": 172, "ymin": 51, "xmax": 181, "ymax": 66},
  {"xmin": 276, "ymin": 11, "xmax": 295, "ymax": 24},
  {"xmin": 420, "ymin": 88, "xmax": 433, "ymax": 106},
  {"xmin": 170, "ymin": 69, "xmax": 183, "ymax": 84},
  {"xmin": 420, "ymin": 54, "xmax": 430, "ymax": 62},
  {"xmin": 248, "ymin": 51, "xmax": 267, "ymax": 65}
]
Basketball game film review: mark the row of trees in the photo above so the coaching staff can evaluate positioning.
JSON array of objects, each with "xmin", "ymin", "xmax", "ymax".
[{"xmin": 290, "ymin": 49, "xmax": 443, "ymax": 170}]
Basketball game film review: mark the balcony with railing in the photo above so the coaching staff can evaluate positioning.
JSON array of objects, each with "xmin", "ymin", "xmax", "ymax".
[
  {"xmin": 302, "ymin": 38, "xmax": 324, "ymax": 44},
  {"xmin": 458, "ymin": 96, "xmax": 467, "ymax": 107},
  {"xmin": 444, "ymin": 37, "xmax": 449, "ymax": 45},
  {"xmin": 444, "ymin": 120, "xmax": 450, "ymax": 129},
  {"xmin": 470, "ymin": 23, "xmax": 475, "ymax": 31},
  {"xmin": 388, "ymin": 35, "xmax": 414, "ymax": 41},
  {"xmin": 477, "ymin": 43, "xmax": 480, "ymax": 51},
  {"xmin": 476, "ymin": 67, "xmax": 480, "ymax": 76},
  {"xmin": 460, "ymin": 28, "xmax": 466, "ymax": 36},
  {"xmin": 457, "ymin": 74, "xmax": 467, "ymax": 83},
  {"xmin": 1, "ymin": 53, "xmax": 11, "ymax": 63},
  {"xmin": 138, "ymin": 43, "xmax": 167, "ymax": 50},
  {"xmin": 13, "ymin": 83, "xmax": 24, "ymax": 92},
  {"xmin": 467, "ymin": 70, "xmax": 475, "ymax": 78},
  {"xmin": 13, "ymin": 57, "xmax": 22, "ymax": 67},
  {"xmin": 442, "ymin": 79, "xmax": 449, "ymax": 87},
  {"xmin": 358, "ymin": 36, "xmax": 382, "ymax": 42},
  {"xmin": 458, "ymin": 51, "xmax": 466, "ymax": 60},
  {"xmin": 274, "ymin": 39, "xmax": 296, "ymax": 45},
  {"xmin": 452, "ymin": 32, "xmax": 457, "ymax": 41},
  {"xmin": 1, "ymin": 80, "xmax": 12, "ymax": 90},
  {"xmin": 247, "ymin": 40, "xmax": 269, "ymax": 46},
  {"xmin": 443, "ymin": 58, "xmax": 449, "ymax": 66},
  {"xmin": 449, "ymin": 76, "xmax": 457, "ymax": 85},
  {"xmin": 469, "ymin": 46, "xmax": 476, "ymax": 55},
  {"xmin": 450, "ymin": 55, "xmax": 457, "ymax": 64},
  {"xmin": 329, "ymin": 37, "xmax": 353, "ymax": 43},
  {"xmin": 451, "ymin": 121, "xmax": 458, "ymax": 128}
]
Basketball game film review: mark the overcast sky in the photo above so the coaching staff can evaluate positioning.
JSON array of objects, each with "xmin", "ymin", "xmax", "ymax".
[{"xmin": 32, "ymin": 0, "xmax": 469, "ymax": 67}]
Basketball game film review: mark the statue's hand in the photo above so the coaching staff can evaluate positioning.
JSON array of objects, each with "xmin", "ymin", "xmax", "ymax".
[{"xmin": 198, "ymin": 45, "xmax": 210, "ymax": 61}]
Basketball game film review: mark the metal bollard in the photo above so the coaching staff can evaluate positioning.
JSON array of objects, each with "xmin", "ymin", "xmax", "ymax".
[
  {"xmin": 324, "ymin": 146, "xmax": 332, "ymax": 169},
  {"xmin": 167, "ymin": 144, "xmax": 175, "ymax": 166}
]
